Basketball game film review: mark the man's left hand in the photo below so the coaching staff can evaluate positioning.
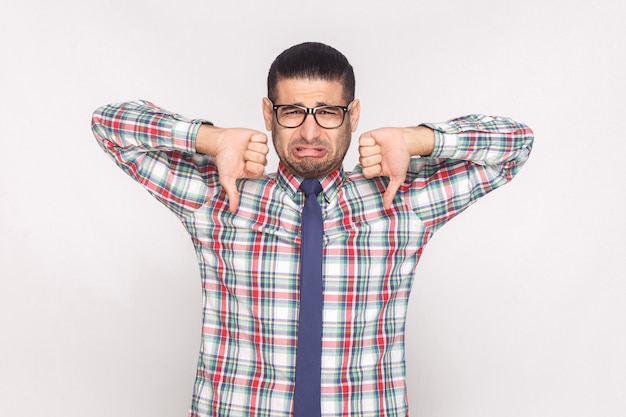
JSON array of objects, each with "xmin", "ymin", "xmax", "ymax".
[{"xmin": 358, "ymin": 126, "xmax": 435, "ymax": 210}]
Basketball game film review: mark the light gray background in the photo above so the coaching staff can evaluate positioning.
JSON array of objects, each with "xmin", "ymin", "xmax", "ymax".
[{"xmin": 1, "ymin": 1, "xmax": 625, "ymax": 416}]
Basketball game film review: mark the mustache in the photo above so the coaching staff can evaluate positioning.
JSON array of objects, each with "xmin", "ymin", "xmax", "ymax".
[{"xmin": 288, "ymin": 139, "xmax": 330, "ymax": 149}]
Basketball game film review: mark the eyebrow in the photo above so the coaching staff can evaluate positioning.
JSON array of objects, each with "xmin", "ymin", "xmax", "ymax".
[{"xmin": 290, "ymin": 101, "xmax": 335, "ymax": 107}]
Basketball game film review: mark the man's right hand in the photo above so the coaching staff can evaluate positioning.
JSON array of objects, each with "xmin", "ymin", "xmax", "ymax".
[{"xmin": 196, "ymin": 125, "xmax": 269, "ymax": 213}]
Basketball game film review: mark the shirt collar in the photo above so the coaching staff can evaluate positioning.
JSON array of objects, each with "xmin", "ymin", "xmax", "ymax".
[{"xmin": 276, "ymin": 162, "xmax": 345, "ymax": 204}]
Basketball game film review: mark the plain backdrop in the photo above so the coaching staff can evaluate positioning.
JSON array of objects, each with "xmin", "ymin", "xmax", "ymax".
[{"xmin": 1, "ymin": 1, "xmax": 625, "ymax": 416}]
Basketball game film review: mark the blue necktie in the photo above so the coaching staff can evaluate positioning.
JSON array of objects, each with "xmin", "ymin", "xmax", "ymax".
[{"xmin": 293, "ymin": 178, "xmax": 323, "ymax": 417}]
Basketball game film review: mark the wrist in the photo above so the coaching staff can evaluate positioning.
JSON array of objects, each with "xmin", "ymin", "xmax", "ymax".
[
  {"xmin": 405, "ymin": 126, "xmax": 435, "ymax": 157},
  {"xmin": 195, "ymin": 124, "xmax": 221, "ymax": 155}
]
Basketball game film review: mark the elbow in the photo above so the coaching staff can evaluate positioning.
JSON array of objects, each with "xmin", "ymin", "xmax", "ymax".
[
  {"xmin": 90, "ymin": 107, "xmax": 107, "ymax": 142},
  {"xmin": 511, "ymin": 121, "xmax": 535, "ymax": 165}
]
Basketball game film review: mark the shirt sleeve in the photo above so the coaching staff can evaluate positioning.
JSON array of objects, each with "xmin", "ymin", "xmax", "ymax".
[
  {"xmin": 406, "ymin": 114, "xmax": 534, "ymax": 233},
  {"xmin": 91, "ymin": 100, "xmax": 219, "ymax": 218}
]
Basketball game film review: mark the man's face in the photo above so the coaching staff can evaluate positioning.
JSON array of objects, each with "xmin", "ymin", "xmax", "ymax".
[{"xmin": 263, "ymin": 78, "xmax": 360, "ymax": 178}]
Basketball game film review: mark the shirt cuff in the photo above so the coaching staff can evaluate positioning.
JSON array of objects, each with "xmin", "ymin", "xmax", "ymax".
[
  {"xmin": 419, "ymin": 123, "xmax": 458, "ymax": 159},
  {"xmin": 171, "ymin": 118, "xmax": 213, "ymax": 154}
]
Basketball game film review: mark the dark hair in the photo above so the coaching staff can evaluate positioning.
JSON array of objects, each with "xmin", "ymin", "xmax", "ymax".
[{"xmin": 267, "ymin": 42, "xmax": 355, "ymax": 103}]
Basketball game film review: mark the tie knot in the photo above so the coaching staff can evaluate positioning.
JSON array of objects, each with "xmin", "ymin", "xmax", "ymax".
[{"xmin": 299, "ymin": 178, "xmax": 322, "ymax": 198}]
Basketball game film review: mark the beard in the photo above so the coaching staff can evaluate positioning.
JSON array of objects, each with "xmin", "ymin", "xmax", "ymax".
[{"xmin": 272, "ymin": 123, "xmax": 352, "ymax": 178}]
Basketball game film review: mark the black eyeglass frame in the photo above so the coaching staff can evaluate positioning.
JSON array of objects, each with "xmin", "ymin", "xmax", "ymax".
[{"xmin": 271, "ymin": 101, "xmax": 354, "ymax": 129}]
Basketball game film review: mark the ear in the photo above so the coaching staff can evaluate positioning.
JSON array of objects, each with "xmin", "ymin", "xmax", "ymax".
[
  {"xmin": 262, "ymin": 97, "xmax": 273, "ymax": 131},
  {"xmin": 348, "ymin": 99, "xmax": 361, "ymax": 132}
]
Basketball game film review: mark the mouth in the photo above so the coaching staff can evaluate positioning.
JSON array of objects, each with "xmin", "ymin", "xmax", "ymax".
[{"xmin": 292, "ymin": 146, "xmax": 328, "ymax": 158}]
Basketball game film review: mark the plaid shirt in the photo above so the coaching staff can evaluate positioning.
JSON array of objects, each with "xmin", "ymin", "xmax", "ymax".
[{"xmin": 91, "ymin": 100, "xmax": 533, "ymax": 417}]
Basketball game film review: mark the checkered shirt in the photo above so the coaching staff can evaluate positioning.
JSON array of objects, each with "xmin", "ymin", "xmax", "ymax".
[{"xmin": 91, "ymin": 100, "xmax": 533, "ymax": 417}]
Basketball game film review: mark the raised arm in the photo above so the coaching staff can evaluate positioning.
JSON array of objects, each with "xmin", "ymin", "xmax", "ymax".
[
  {"xmin": 359, "ymin": 125, "xmax": 435, "ymax": 209},
  {"xmin": 91, "ymin": 100, "xmax": 268, "ymax": 215},
  {"xmin": 195, "ymin": 124, "xmax": 268, "ymax": 212},
  {"xmin": 359, "ymin": 114, "xmax": 534, "ymax": 231}
]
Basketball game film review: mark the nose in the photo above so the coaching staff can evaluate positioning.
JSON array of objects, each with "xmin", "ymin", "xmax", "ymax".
[{"xmin": 298, "ymin": 112, "xmax": 322, "ymax": 141}]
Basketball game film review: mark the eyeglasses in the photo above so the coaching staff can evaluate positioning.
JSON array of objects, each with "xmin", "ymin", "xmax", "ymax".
[{"xmin": 272, "ymin": 101, "xmax": 353, "ymax": 129}]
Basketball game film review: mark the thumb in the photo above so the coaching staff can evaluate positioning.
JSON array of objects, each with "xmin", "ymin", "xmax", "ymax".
[
  {"xmin": 383, "ymin": 176, "xmax": 404, "ymax": 210},
  {"xmin": 220, "ymin": 175, "xmax": 240, "ymax": 213}
]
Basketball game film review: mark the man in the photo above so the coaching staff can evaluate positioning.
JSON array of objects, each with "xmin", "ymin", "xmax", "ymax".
[{"xmin": 92, "ymin": 42, "xmax": 533, "ymax": 417}]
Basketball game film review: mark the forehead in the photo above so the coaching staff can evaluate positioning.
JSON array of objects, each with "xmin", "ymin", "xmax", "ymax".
[{"xmin": 274, "ymin": 77, "xmax": 347, "ymax": 105}]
